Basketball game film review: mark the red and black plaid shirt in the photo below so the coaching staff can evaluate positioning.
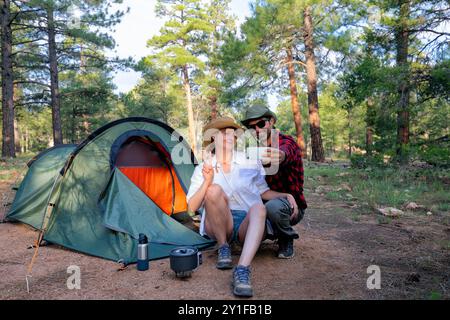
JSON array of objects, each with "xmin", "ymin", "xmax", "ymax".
[{"xmin": 265, "ymin": 133, "xmax": 307, "ymax": 209}]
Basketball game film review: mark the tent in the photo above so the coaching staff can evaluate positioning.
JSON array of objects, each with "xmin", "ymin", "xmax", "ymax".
[{"xmin": 5, "ymin": 117, "xmax": 214, "ymax": 264}]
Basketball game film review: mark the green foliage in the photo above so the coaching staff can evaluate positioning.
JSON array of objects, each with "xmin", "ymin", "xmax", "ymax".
[
  {"xmin": 60, "ymin": 71, "xmax": 117, "ymax": 143},
  {"xmin": 121, "ymin": 62, "xmax": 186, "ymax": 128},
  {"xmin": 15, "ymin": 107, "xmax": 53, "ymax": 152},
  {"xmin": 2, "ymin": 0, "xmax": 449, "ymax": 168},
  {"xmin": 147, "ymin": 0, "xmax": 212, "ymax": 71},
  {"xmin": 418, "ymin": 144, "xmax": 450, "ymax": 168},
  {"xmin": 350, "ymin": 154, "xmax": 385, "ymax": 168},
  {"xmin": 275, "ymin": 99, "xmax": 300, "ymax": 138},
  {"xmin": 307, "ymin": 164, "xmax": 450, "ymax": 214}
]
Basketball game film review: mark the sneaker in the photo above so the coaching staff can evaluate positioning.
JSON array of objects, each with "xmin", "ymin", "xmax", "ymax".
[
  {"xmin": 232, "ymin": 265, "xmax": 253, "ymax": 297},
  {"xmin": 216, "ymin": 244, "xmax": 232, "ymax": 269},
  {"xmin": 277, "ymin": 238, "xmax": 294, "ymax": 259}
]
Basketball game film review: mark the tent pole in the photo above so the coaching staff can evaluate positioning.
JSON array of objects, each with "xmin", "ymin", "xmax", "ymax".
[{"xmin": 25, "ymin": 173, "xmax": 62, "ymax": 293}]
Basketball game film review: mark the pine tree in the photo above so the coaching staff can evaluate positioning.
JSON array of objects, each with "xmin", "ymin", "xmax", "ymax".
[
  {"xmin": 147, "ymin": 0, "xmax": 214, "ymax": 152},
  {"xmin": 7, "ymin": 0, "xmax": 126, "ymax": 146},
  {"xmin": 1, "ymin": 0, "xmax": 15, "ymax": 157}
]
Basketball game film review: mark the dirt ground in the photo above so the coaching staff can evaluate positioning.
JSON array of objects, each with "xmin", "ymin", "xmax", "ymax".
[{"xmin": 1, "ymin": 180, "xmax": 449, "ymax": 300}]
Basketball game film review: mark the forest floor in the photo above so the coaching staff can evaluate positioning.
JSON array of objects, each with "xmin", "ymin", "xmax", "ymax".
[{"xmin": 0, "ymin": 156, "xmax": 449, "ymax": 300}]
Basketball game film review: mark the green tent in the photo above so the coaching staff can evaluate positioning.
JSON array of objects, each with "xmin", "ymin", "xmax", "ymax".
[{"xmin": 6, "ymin": 117, "xmax": 214, "ymax": 264}]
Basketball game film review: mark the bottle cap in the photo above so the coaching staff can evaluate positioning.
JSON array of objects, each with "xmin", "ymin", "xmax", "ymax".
[{"xmin": 138, "ymin": 233, "xmax": 148, "ymax": 244}]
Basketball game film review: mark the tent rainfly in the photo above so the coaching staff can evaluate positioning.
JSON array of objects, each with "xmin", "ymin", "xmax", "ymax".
[{"xmin": 6, "ymin": 117, "xmax": 214, "ymax": 264}]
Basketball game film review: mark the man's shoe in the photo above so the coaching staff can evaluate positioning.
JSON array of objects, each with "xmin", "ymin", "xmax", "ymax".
[
  {"xmin": 277, "ymin": 238, "xmax": 294, "ymax": 259},
  {"xmin": 232, "ymin": 265, "xmax": 253, "ymax": 297},
  {"xmin": 216, "ymin": 244, "xmax": 233, "ymax": 269}
]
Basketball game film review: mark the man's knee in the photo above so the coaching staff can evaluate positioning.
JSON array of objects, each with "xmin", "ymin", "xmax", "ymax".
[
  {"xmin": 265, "ymin": 198, "xmax": 291, "ymax": 222},
  {"xmin": 205, "ymin": 184, "xmax": 226, "ymax": 202}
]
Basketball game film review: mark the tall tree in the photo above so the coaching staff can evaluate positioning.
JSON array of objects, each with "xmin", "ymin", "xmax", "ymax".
[
  {"xmin": 8, "ymin": 0, "xmax": 126, "ymax": 146},
  {"xmin": 286, "ymin": 45, "xmax": 306, "ymax": 155},
  {"xmin": 220, "ymin": 0, "xmax": 307, "ymax": 154},
  {"xmin": 45, "ymin": 2, "xmax": 62, "ymax": 144},
  {"xmin": 147, "ymin": 0, "xmax": 213, "ymax": 152},
  {"xmin": 1, "ymin": 0, "xmax": 15, "ymax": 157},
  {"xmin": 395, "ymin": 0, "xmax": 410, "ymax": 162},
  {"xmin": 202, "ymin": 0, "xmax": 235, "ymax": 120},
  {"xmin": 303, "ymin": 5, "xmax": 324, "ymax": 162}
]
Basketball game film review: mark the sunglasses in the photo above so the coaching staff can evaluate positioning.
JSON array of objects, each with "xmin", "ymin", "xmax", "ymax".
[{"xmin": 247, "ymin": 119, "xmax": 269, "ymax": 130}]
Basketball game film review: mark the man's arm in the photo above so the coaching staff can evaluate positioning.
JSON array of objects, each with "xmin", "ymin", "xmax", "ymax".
[
  {"xmin": 278, "ymin": 136, "xmax": 301, "ymax": 165},
  {"xmin": 261, "ymin": 190, "xmax": 299, "ymax": 218},
  {"xmin": 262, "ymin": 135, "xmax": 300, "ymax": 166}
]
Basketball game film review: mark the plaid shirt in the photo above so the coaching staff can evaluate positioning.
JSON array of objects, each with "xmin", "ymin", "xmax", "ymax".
[{"xmin": 265, "ymin": 133, "xmax": 307, "ymax": 209}]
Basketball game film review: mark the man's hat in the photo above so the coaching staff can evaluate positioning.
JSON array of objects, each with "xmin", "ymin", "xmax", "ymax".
[{"xmin": 241, "ymin": 104, "xmax": 277, "ymax": 127}]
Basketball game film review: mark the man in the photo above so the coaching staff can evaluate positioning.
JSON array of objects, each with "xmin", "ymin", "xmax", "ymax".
[{"xmin": 241, "ymin": 105, "xmax": 307, "ymax": 259}]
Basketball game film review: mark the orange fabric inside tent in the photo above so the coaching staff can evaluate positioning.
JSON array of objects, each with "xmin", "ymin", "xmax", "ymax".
[{"xmin": 119, "ymin": 166, "xmax": 188, "ymax": 215}]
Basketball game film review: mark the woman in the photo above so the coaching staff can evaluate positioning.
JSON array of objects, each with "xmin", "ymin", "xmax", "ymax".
[{"xmin": 186, "ymin": 116, "xmax": 298, "ymax": 297}]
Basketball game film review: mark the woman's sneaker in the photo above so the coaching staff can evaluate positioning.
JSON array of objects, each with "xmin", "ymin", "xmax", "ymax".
[
  {"xmin": 277, "ymin": 238, "xmax": 294, "ymax": 259},
  {"xmin": 216, "ymin": 244, "xmax": 232, "ymax": 269},
  {"xmin": 232, "ymin": 265, "xmax": 253, "ymax": 297}
]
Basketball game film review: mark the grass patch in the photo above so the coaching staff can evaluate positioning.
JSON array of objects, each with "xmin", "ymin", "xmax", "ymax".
[
  {"xmin": 350, "ymin": 212, "xmax": 362, "ymax": 222},
  {"xmin": 325, "ymin": 191, "xmax": 343, "ymax": 201},
  {"xmin": 376, "ymin": 216, "xmax": 392, "ymax": 224},
  {"xmin": 0, "ymin": 154, "xmax": 33, "ymax": 182},
  {"xmin": 429, "ymin": 291, "xmax": 443, "ymax": 300},
  {"xmin": 305, "ymin": 163, "xmax": 450, "ymax": 215}
]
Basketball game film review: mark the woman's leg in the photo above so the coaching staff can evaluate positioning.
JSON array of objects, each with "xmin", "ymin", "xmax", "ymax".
[
  {"xmin": 204, "ymin": 184, "xmax": 234, "ymax": 245},
  {"xmin": 236, "ymin": 203, "xmax": 267, "ymax": 266}
]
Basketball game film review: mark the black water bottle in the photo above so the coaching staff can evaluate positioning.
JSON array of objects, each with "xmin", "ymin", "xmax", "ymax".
[{"xmin": 137, "ymin": 233, "xmax": 149, "ymax": 271}]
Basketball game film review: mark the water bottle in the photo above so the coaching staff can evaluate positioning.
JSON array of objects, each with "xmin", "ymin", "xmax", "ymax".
[{"xmin": 137, "ymin": 233, "xmax": 149, "ymax": 271}]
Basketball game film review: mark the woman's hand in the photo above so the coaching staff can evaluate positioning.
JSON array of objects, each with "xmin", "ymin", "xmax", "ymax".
[
  {"xmin": 285, "ymin": 194, "xmax": 299, "ymax": 222},
  {"xmin": 202, "ymin": 151, "xmax": 214, "ymax": 186}
]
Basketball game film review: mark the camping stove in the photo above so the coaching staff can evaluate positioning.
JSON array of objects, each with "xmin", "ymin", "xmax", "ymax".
[{"xmin": 169, "ymin": 247, "xmax": 202, "ymax": 278}]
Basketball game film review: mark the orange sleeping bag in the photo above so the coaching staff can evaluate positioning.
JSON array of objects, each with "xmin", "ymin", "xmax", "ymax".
[{"xmin": 119, "ymin": 166, "xmax": 188, "ymax": 215}]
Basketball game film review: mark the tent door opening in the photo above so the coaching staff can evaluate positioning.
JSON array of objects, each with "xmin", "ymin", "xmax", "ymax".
[{"xmin": 114, "ymin": 136, "xmax": 188, "ymax": 216}]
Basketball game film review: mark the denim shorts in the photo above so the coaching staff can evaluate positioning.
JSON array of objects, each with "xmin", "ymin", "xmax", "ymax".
[{"xmin": 231, "ymin": 210, "xmax": 247, "ymax": 243}]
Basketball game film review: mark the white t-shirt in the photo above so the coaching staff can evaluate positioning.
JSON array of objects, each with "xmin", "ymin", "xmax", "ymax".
[{"xmin": 186, "ymin": 151, "xmax": 270, "ymax": 235}]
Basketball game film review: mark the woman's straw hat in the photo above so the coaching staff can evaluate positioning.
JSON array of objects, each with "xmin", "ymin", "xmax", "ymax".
[{"xmin": 202, "ymin": 116, "xmax": 242, "ymax": 148}]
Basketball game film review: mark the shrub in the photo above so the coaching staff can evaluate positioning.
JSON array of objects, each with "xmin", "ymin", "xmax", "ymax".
[
  {"xmin": 419, "ymin": 145, "xmax": 450, "ymax": 168},
  {"xmin": 350, "ymin": 153, "xmax": 385, "ymax": 168}
]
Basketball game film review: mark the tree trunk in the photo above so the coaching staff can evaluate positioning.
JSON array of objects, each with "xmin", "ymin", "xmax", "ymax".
[
  {"xmin": 365, "ymin": 97, "xmax": 375, "ymax": 156},
  {"xmin": 47, "ymin": 6, "xmax": 63, "ymax": 145},
  {"xmin": 25, "ymin": 127, "xmax": 29, "ymax": 153},
  {"xmin": 1, "ymin": 0, "xmax": 15, "ymax": 158},
  {"xmin": 286, "ymin": 47, "xmax": 306, "ymax": 157},
  {"xmin": 347, "ymin": 108, "xmax": 352, "ymax": 158},
  {"xmin": 14, "ymin": 116, "xmax": 20, "ymax": 153},
  {"xmin": 13, "ymin": 83, "xmax": 20, "ymax": 153},
  {"xmin": 303, "ymin": 6, "xmax": 324, "ymax": 162},
  {"xmin": 82, "ymin": 114, "xmax": 90, "ymax": 135},
  {"xmin": 209, "ymin": 95, "xmax": 218, "ymax": 120},
  {"xmin": 182, "ymin": 65, "xmax": 197, "ymax": 152},
  {"xmin": 395, "ymin": 0, "xmax": 410, "ymax": 163}
]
